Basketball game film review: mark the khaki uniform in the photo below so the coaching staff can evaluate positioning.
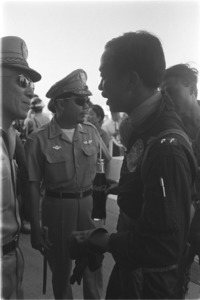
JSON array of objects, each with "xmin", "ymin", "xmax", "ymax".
[
  {"xmin": 1, "ymin": 127, "xmax": 24, "ymax": 299},
  {"xmin": 25, "ymin": 117, "xmax": 103, "ymax": 299}
]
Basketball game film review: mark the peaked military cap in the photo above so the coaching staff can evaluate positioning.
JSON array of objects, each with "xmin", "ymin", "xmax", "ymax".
[
  {"xmin": 1, "ymin": 36, "xmax": 41, "ymax": 82},
  {"xmin": 46, "ymin": 69, "xmax": 92, "ymax": 99}
]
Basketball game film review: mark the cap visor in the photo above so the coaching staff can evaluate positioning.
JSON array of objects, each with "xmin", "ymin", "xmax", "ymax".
[{"xmin": 2, "ymin": 63, "xmax": 41, "ymax": 82}]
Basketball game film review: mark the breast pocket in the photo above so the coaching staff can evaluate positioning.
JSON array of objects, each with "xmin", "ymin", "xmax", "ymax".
[
  {"xmin": 44, "ymin": 149, "xmax": 74, "ymax": 184},
  {"xmin": 81, "ymin": 144, "xmax": 98, "ymax": 181}
]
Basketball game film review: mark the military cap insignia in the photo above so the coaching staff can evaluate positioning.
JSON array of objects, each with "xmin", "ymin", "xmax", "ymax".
[
  {"xmin": 52, "ymin": 145, "xmax": 62, "ymax": 150},
  {"xmin": 80, "ymin": 71, "xmax": 87, "ymax": 84},
  {"xmin": 21, "ymin": 41, "xmax": 28, "ymax": 60},
  {"xmin": 126, "ymin": 139, "xmax": 144, "ymax": 172}
]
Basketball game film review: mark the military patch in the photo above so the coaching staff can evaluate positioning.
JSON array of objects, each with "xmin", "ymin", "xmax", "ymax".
[
  {"xmin": 83, "ymin": 140, "xmax": 92, "ymax": 145},
  {"xmin": 126, "ymin": 139, "xmax": 144, "ymax": 172},
  {"xmin": 52, "ymin": 145, "xmax": 61, "ymax": 150}
]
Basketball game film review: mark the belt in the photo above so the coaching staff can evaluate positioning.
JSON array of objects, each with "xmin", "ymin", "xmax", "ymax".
[
  {"xmin": 143, "ymin": 264, "xmax": 177, "ymax": 273},
  {"xmin": 46, "ymin": 188, "xmax": 93, "ymax": 199},
  {"xmin": 2, "ymin": 235, "xmax": 19, "ymax": 255}
]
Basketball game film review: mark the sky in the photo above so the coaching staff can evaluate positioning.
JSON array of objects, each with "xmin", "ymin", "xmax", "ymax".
[{"xmin": 1, "ymin": 0, "xmax": 200, "ymax": 114}]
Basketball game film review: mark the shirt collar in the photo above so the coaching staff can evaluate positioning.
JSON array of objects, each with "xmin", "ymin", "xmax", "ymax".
[{"xmin": 49, "ymin": 117, "xmax": 86, "ymax": 139}]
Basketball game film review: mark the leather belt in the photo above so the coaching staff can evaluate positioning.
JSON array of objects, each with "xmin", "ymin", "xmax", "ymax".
[
  {"xmin": 46, "ymin": 188, "xmax": 93, "ymax": 199},
  {"xmin": 3, "ymin": 235, "xmax": 19, "ymax": 255}
]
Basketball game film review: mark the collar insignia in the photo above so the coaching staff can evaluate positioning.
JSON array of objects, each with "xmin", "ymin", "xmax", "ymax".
[{"xmin": 126, "ymin": 139, "xmax": 144, "ymax": 172}]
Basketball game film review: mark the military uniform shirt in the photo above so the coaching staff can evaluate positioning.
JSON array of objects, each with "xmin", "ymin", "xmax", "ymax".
[
  {"xmin": 25, "ymin": 117, "xmax": 100, "ymax": 192},
  {"xmin": 1, "ymin": 127, "xmax": 21, "ymax": 245}
]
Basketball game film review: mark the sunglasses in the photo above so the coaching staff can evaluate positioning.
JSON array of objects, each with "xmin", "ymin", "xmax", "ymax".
[
  {"xmin": 64, "ymin": 97, "xmax": 90, "ymax": 107},
  {"xmin": 17, "ymin": 74, "xmax": 35, "ymax": 90},
  {"xmin": 2, "ymin": 74, "xmax": 35, "ymax": 90}
]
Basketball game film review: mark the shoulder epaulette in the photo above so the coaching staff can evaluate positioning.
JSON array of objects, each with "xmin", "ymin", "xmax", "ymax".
[{"xmin": 82, "ymin": 121, "xmax": 97, "ymax": 130}]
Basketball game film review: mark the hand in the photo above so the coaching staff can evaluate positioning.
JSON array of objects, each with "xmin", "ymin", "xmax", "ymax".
[
  {"xmin": 70, "ymin": 257, "xmax": 88, "ymax": 285},
  {"xmin": 69, "ymin": 230, "xmax": 92, "ymax": 259},
  {"xmin": 70, "ymin": 253, "xmax": 104, "ymax": 285},
  {"xmin": 31, "ymin": 226, "xmax": 52, "ymax": 255},
  {"xmin": 69, "ymin": 228, "xmax": 108, "ymax": 259},
  {"xmin": 106, "ymin": 182, "xmax": 118, "ymax": 195}
]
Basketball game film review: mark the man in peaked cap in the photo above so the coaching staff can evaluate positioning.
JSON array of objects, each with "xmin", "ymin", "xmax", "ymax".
[
  {"xmin": 0, "ymin": 36, "xmax": 41, "ymax": 299},
  {"xmin": 25, "ymin": 69, "xmax": 104, "ymax": 299}
]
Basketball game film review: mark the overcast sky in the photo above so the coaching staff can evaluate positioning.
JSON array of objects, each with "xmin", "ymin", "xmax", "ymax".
[{"xmin": 1, "ymin": 0, "xmax": 200, "ymax": 113}]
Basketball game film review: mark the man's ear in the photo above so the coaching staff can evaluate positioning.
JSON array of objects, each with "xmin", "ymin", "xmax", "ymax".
[
  {"xmin": 189, "ymin": 83, "xmax": 197, "ymax": 97},
  {"xmin": 128, "ymin": 71, "xmax": 139, "ymax": 90}
]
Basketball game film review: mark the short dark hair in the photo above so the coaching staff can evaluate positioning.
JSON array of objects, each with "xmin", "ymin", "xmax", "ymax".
[
  {"xmin": 92, "ymin": 104, "xmax": 105, "ymax": 122},
  {"xmin": 164, "ymin": 64, "xmax": 198, "ymax": 98},
  {"xmin": 105, "ymin": 30, "xmax": 166, "ymax": 89}
]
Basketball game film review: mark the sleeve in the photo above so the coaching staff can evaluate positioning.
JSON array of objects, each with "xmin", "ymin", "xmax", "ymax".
[
  {"xmin": 109, "ymin": 140, "xmax": 194, "ymax": 269},
  {"xmin": 24, "ymin": 134, "xmax": 44, "ymax": 182},
  {"xmin": 101, "ymin": 130, "xmax": 110, "ymax": 149}
]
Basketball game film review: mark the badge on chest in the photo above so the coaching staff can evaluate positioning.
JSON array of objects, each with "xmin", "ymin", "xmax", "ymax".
[{"xmin": 126, "ymin": 139, "xmax": 144, "ymax": 172}]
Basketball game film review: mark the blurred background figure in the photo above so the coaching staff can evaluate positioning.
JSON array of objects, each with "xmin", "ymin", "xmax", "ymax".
[
  {"xmin": 87, "ymin": 104, "xmax": 110, "ymax": 149},
  {"xmin": 24, "ymin": 94, "xmax": 51, "ymax": 136},
  {"xmin": 102, "ymin": 111, "xmax": 126, "ymax": 156},
  {"xmin": 162, "ymin": 64, "xmax": 200, "ymax": 140}
]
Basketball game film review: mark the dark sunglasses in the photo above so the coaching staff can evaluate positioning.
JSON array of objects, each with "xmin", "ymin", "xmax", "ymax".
[
  {"xmin": 2, "ymin": 74, "xmax": 35, "ymax": 90},
  {"xmin": 17, "ymin": 74, "xmax": 35, "ymax": 90},
  {"xmin": 64, "ymin": 97, "xmax": 90, "ymax": 107}
]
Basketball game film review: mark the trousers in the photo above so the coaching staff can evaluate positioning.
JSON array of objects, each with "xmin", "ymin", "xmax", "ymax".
[
  {"xmin": 42, "ymin": 194, "xmax": 103, "ymax": 299},
  {"xmin": 2, "ymin": 246, "xmax": 24, "ymax": 299}
]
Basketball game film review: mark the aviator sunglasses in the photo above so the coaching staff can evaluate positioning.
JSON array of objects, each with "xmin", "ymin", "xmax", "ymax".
[
  {"xmin": 2, "ymin": 74, "xmax": 35, "ymax": 90},
  {"xmin": 63, "ymin": 96, "xmax": 90, "ymax": 107}
]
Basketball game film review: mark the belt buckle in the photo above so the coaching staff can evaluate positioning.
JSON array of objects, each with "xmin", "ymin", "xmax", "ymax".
[{"xmin": 79, "ymin": 191, "xmax": 83, "ymax": 198}]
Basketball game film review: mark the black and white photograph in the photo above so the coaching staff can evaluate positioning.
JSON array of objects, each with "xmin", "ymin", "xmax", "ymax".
[{"xmin": 1, "ymin": 0, "xmax": 200, "ymax": 299}]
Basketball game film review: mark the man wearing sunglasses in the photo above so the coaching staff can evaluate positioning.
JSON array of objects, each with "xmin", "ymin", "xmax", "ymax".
[
  {"xmin": 25, "ymin": 69, "xmax": 103, "ymax": 299},
  {"xmin": 0, "ymin": 36, "xmax": 41, "ymax": 299}
]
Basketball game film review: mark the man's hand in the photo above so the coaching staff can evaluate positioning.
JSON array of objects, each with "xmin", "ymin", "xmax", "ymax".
[
  {"xmin": 70, "ymin": 257, "xmax": 89, "ymax": 285},
  {"xmin": 31, "ymin": 226, "xmax": 52, "ymax": 255},
  {"xmin": 69, "ymin": 228, "xmax": 109, "ymax": 260},
  {"xmin": 70, "ymin": 253, "xmax": 104, "ymax": 285}
]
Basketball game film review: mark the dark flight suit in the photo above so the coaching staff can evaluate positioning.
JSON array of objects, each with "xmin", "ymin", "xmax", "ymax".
[{"xmin": 106, "ymin": 92, "xmax": 197, "ymax": 299}]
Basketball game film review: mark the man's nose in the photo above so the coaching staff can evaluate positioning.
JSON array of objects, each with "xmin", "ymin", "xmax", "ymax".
[{"xmin": 25, "ymin": 87, "xmax": 35, "ymax": 99}]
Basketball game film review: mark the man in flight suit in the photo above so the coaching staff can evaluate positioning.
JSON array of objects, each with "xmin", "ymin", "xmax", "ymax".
[
  {"xmin": 25, "ymin": 69, "xmax": 103, "ymax": 299},
  {"xmin": 1, "ymin": 36, "xmax": 41, "ymax": 299},
  {"xmin": 69, "ymin": 31, "xmax": 197, "ymax": 299}
]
